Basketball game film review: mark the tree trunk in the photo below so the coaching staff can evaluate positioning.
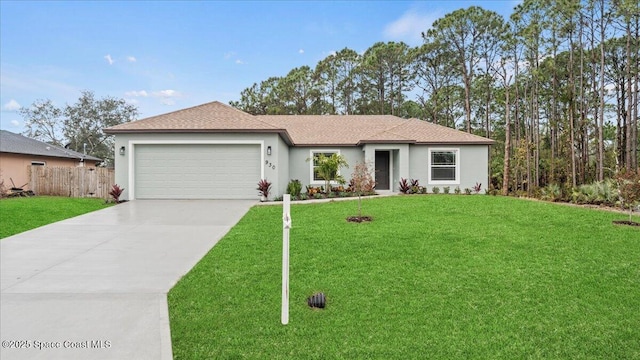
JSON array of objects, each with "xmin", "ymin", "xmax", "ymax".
[
  {"xmin": 625, "ymin": 20, "xmax": 633, "ymax": 171},
  {"xmin": 503, "ymin": 79, "xmax": 512, "ymax": 195},
  {"xmin": 598, "ymin": 0, "xmax": 606, "ymax": 180}
]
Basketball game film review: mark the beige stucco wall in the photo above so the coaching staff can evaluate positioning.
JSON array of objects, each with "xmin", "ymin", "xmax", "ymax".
[{"xmin": 0, "ymin": 153, "xmax": 98, "ymax": 191}]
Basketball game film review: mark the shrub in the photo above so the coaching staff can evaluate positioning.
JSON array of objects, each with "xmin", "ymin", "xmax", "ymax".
[
  {"xmin": 464, "ymin": 188, "xmax": 472, "ymax": 195},
  {"xmin": 109, "ymin": 184, "xmax": 125, "ymax": 203},
  {"xmin": 257, "ymin": 179, "xmax": 272, "ymax": 200},
  {"xmin": 572, "ymin": 179, "xmax": 620, "ymax": 206},
  {"xmin": 454, "ymin": 186, "xmax": 461, "ymax": 195},
  {"xmin": 616, "ymin": 170, "xmax": 640, "ymax": 222},
  {"xmin": 473, "ymin": 182, "xmax": 482, "ymax": 194},
  {"xmin": 410, "ymin": 179, "xmax": 423, "ymax": 194},
  {"xmin": 541, "ymin": 184, "xmax": 562, "ymax": 202},
  {"xmin": 286, "ymin": 179, "xmax": 302, "ymax": 198},
  {"xmin": 443, "ymin": 186, "xmax": 450, "ymax": 194},
  {"xmin": 306, "ymin": 186, "xmax": 322, "ymax": 196},
  {"xmin": 432, "ymin": 186, "xmax": 440, "ymax": 194},
  {"xmin": 332, "ymin": 185, "xmax": 347, "ymax": 193},
  {"xmin": 399, "ymin": 178, "xmax": 411, "ymax": 194}
]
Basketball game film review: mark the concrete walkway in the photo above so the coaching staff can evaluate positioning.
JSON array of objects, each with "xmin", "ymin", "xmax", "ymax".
[{"xmin": 0, "ymin": 200, "xmax": 255, "ymax": 360}]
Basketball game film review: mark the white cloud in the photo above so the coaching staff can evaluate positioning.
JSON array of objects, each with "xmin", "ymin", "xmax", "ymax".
[
  {"xmin": 125, "ymin": 90, "xmax": 148, "ymax": 97},
  {"xmin": 383, "ymin": 8, "xmax": 442, "ymax": 45},
  {"xmin": 11, "ymin": 120, "xmax": 20, "ymax": 127},
  {"xmin": 4, "ymin": 99, "xmax": 21, "ymax": 111},
  {"xmin": 235, "ymin": 59, "xmax": 246, "ymax": 64},
  {"xmin": 155, "ymin": 89, "xmax": 178, "ymax": 97},
  {"xmin": 299, "ymin": 49, "xmax": 305, "ymax": 54},
  {"xmin": 104, "ymin": 54, "xmax": 114, "ymax": 65},
  {"xmin": 127, "ymin": 56, "xmax": 137, "ymax": 62},
  {"xmin": 124, "ymin": 89, "xmax": 180, "ymax": 106},
  {"xmin": 224, "ymin": 51, "xmax": 236, "ymax": 59}
]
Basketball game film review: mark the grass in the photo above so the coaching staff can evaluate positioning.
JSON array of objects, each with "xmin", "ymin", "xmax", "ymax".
[
  {"xmin": 0, "ymin": 196, "xmax": 112, "ymax": 239},
  {"xmin": 168, "ymin": 195, "xmax": 640, "ymax": 359}
]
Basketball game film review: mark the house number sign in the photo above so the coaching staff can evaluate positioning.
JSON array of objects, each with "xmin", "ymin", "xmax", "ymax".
[{"xmin": 265, "ymin": 160, "xmax": 276, "ymax": 170}]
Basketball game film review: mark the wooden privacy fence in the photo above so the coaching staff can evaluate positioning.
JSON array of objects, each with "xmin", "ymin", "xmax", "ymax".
[{"xmin": 29, "ymin": 166, "xmax": 115, "ymax": 199}]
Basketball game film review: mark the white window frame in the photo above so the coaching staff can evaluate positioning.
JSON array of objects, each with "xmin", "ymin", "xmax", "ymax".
[
  {"xmin": 428, "ymin": 148, "xmax": 459, "ymax": 185},
  {"xmin": 309, "ymin": 149, "xmax": 341, "ymax": 185}
]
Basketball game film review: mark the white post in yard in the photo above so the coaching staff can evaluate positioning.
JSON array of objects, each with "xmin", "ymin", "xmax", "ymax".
[{"xmin": 282, "ymin": 194, "xmax": 291, "ymax": 325}]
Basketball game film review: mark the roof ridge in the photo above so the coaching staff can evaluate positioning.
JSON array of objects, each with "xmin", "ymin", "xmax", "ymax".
[
  {"xmin": 0, "ymin": 130, "xmax": 102, "ymax": 161},
  {"xmin": 363, "ymin": 117, "xmax": 412, "ymax": 140}
]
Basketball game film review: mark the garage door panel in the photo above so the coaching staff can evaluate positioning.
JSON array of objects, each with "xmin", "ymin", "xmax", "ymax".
[{"xmin": 134, "ymin": 144, "xmax": 261, "ymax": 199}]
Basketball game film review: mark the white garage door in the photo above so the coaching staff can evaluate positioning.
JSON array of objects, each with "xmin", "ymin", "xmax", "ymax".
[{"xmin": 134, "ymin": 144, "xmax": 261, "ymax": 199}]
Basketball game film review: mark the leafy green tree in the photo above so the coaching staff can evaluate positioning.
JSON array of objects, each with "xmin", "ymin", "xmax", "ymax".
[
  {"xmin": 64, "ymin": 91, "xmax": 138, "ymax": 164},
  {"xmin": 426, "ymin": 6, "xmax": 507, "ymax": 133},
  {"xmin": 20, "ymin": 90, "xmax": 138, "ymax": 166},
  {"xmin": 229, "ymin": 82, "xmax": 269, "ymax": 115},
  {"xmin": 280, "ymin": 66, "xmax": 322, "ymax": 114},
  {"xmin": 359, "ymin": 41, "xmax": 413, "ymax": 115},
  {"xmin": 20, "ymin": 99, "xmax": 65, "ymax": 146},
  {"xmin": 315, "ymin": 53, "xmax": 340, "ymax": 114},
  {"xmin": 334, "ymin": 48, "xmax": 361, "ymax": 115},
  {"xmin": 410, "ymin": 40, "xmax": 459, "ymax": 126}
]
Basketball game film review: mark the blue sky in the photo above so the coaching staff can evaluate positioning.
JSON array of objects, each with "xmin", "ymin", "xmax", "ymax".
[{"xmin": 0, "ymin": 1, "xmax": 520, "ymax": 132}]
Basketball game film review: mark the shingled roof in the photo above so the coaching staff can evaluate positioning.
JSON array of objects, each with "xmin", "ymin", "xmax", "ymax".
[
  {"xmin": 0, "ymin": 130, "xmax": 102, "ymax": 161},
  {"xmin": 104, "ymin": 101, "xmax": 494, "ymax": 146}
]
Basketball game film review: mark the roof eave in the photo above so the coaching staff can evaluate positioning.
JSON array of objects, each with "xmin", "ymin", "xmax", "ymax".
[
  {"xmin": 414, "ymin": 140, "xmax": 496, "ymax": 145},
  {"xmin": 103, "ymin": 128, "xmax": 295, "ymax": 146},
  {"xmin": 1, "ymin": 150, "xmax": 102, "ymax": 162},
  {"xmin": 357, "ymin": 140, "xmax": 417, "ymax": 145},
  {"xmin": 292, "ymin": 143, "xmax": 360, "ymax": 147}
]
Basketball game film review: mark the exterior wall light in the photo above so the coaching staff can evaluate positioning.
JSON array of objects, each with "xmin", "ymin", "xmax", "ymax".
[
  {"xmin": 267, "ymin": 146, "xmax": 272, "ymax": 156},
  {"xmin": 119, "ymin": 146, "xmax": 125, "ymax": 156}
]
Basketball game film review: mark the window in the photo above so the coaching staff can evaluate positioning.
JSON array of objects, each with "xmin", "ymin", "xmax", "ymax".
[
  {"xmin": 31, "ymin": 161, "xmax": 46, "ymax": 166},
  {"xmin": 310, "ymin": 150, "xmax": 340, "ymax": 183},
  {"xmin": 428, "ymin": 149, "xmax": 459, "ymax": 184}
]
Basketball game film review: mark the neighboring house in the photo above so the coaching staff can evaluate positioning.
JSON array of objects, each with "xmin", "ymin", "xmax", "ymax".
[
  {"xmin": 104, "ymin": 101, "xmax": 494, "ymax": 200},
  {"xmin": 0, "ymin": 130, "xmax": 102, "ymax": 191}
]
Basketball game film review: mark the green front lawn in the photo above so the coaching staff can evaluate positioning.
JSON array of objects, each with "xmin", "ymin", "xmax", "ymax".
[
  {"xmin": 0, "ymin": 196, "xmax": 112, "ymax": 239},
  {"xmin": 168, "ymin": 196, "xmax": 640, "ymax": 359}
]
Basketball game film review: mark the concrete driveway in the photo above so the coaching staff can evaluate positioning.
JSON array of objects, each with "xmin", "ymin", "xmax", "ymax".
[{"xmin": 0, "ymin": 200, "xmax": 255, "ymax": 360}]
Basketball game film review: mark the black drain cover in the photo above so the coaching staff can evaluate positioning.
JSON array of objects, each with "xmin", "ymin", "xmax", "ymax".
[{"xmin": 307, "ymin": 292, "xmax": 326, "ymax": 309}]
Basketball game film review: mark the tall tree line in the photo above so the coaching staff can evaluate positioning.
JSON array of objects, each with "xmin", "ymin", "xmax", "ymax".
[{"xmin": 230, "ymin": 0, "xmax": 639, "ymax": 192}]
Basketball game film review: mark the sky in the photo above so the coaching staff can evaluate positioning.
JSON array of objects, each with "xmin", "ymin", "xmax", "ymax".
[{"xmin": 0, "ymin": 1, "xmax": 521, "ymax": 132}]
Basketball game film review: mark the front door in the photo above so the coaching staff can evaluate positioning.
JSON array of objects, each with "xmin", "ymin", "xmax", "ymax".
[{"xmin": 375, "ymin": 151, "xmax": 390, "ymax": 190}]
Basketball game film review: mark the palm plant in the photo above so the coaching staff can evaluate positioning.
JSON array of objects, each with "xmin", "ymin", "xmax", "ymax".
[{"xmin": 308, "ymin": 153, "xmax": 349, "ymax": 194}]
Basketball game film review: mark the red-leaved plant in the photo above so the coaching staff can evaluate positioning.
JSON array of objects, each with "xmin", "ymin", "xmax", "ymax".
[
  {"xmin": 109, "ymin": 184, "xmax": 124, "ymax": 203},
  {"xmin": 257, "ymin": 179, "xmax": 272, "ymax": 200},
  {"xmin": 399, "ymin": 178, "xmax": 411, "ymax": 194}
]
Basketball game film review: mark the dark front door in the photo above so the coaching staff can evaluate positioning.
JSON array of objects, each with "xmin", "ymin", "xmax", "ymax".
[{"xmin": 375, "ymin": 151, "xmax": 390, "ymax": 190}]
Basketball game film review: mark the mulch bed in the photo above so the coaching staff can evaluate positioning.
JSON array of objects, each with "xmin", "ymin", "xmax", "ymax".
[
  {"xmin": 612, "ymin": 220, "xmax": 640, "ymax": 227},
  {"xmin": 346, "ymin": 216, "xmax": 372, "ymax": 223}
]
